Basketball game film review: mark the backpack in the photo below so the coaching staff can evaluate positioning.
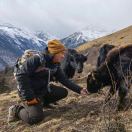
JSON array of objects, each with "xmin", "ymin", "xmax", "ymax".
[
  {"xmin": 15, "ymin": 49, "xmax": 52, "ymax": 93},
  {"xmin": 17, "ymin": 49, "xmax": 45, "ymax": 67}
]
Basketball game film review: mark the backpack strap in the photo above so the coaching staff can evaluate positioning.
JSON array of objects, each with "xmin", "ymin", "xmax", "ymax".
[{"xmin": 37, "ymin": 52, "xmax": 46, "ymax": 66}]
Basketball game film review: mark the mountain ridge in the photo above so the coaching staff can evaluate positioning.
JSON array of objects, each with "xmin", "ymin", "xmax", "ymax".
[
  {"xmin": 77, "ymin": 25, "xmax": 132, "ymax": 53},
  {"xmin": 61, "ymin": 26, "xmax": 112, "ymax": 48}
]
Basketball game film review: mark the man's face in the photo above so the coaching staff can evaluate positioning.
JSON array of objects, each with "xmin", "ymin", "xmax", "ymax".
[{"xmin": 53, "ymin": 51, "xmax": 66, "ymax": 63}]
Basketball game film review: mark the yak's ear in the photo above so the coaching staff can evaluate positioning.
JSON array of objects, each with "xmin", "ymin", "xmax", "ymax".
[
  {"xmin": 81, "ymin": 55, "xmax": 87, "ymax": 62},
  {"xmin": 78, "ymin": 54, "xmax": 87, "ymax": 62}
]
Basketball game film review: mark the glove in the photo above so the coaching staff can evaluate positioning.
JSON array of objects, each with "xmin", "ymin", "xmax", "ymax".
[{"xmin": 25, "ymin": 98, "xmax": 40, "ymax": 105}]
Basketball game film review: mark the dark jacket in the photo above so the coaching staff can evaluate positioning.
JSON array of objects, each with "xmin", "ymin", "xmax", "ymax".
[{"xmin": 14, "ymin": 53, "xmax": 82, "ymax": 101}]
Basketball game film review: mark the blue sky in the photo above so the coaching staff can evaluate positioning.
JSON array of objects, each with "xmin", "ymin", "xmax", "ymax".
[{"xmin": 0, "ymin": 0, "xmax": 132, "ymax": 38}]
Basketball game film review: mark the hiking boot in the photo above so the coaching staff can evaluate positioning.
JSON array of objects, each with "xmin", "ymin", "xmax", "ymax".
[{"xmin": 7, "ymin": 105, "xmax": 19, "ymax": 123}]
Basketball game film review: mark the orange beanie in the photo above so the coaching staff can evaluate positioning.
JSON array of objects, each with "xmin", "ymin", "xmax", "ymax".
[{"xmin": 48, "ymin": 39, "xmax": 66, "ymax": 54}]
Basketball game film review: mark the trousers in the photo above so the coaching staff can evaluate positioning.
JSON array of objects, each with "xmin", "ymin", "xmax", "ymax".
[{"xmin": 16, "ymin": 84, "xmax": 68, "ymax": 125}]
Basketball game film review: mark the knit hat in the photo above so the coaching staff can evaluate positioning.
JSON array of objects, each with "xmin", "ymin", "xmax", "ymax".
[{"xmin": 48, "ymin": 39, "xmax": 66, "ymax": 54}]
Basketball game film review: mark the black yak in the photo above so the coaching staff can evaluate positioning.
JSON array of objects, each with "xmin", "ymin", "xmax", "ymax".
[
  {"xmin": 61, "ymin": 49, "xmax": 87, "ymax": 79},
  {"xmin": 97, "ymin": 44, "xmax": 115, "ymax": 68},
  {"xmin": 87, "ymin": 44, "xmax": 132, "ymax": 110}
]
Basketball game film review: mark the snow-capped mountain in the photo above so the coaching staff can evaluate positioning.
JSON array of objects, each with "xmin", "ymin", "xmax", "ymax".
[
  {"xmin": 61, "ymin": 26, "xmax": 113, "ymax": 48},
  {"xmin": 0, "ymin": 24, "xmax": 53, "ymax": 70},
  {"xmin": 35, "ymin": 31, "xmax": 56, "ymax": 43}
]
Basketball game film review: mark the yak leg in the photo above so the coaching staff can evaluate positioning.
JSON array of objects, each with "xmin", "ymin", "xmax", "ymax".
[
  {"xmin": 105, "ymin": 86, "xmax": 115, "ymax": 103},
  {"xmin": 117, "ymin": 80, "xmax": 128, "ymax": 111}
]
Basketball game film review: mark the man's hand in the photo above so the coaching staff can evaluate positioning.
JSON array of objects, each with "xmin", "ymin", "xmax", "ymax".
[
  {"xmin": 80, "ymin": 88, "xmax": 89, "ymax": 95},
  {"xmin": 25, "ymin": 98, "xmax": 40, "ymax": 105}
]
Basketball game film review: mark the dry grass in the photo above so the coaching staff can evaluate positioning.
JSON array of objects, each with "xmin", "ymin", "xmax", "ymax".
[{"xmin": 0, "ymin": 88, "xmax": 131, "ymax": 132}]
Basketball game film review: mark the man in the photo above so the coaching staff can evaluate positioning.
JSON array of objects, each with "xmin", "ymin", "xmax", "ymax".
[{"xmin": 8, "ymin": 39, "xmax": 88, "ymax": 125}]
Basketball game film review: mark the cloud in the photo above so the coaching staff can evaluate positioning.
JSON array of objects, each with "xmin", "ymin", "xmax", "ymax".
[{"xmin": 0, "ymin": 0, "xmax": 132, "ymax": 38}]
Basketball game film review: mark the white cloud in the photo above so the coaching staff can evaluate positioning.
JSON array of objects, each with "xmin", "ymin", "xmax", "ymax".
[{"xmin": 0, "ymin": 0, "xmax": 132, "ymax": 38}]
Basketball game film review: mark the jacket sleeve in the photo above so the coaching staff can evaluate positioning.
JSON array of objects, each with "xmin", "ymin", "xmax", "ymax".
[
  {"xmin": 54, "ymin": 67, "xmax": 82, "ymax": 94},
  {"xmin": 16, "ymin": 74, "xmax": 35, "ymax": 100},
  {"xmin": 15, "ymin": 55, "xmax": 45, "ymax": 100}
]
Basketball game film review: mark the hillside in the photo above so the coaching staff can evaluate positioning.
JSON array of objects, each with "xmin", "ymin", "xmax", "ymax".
[
  {"xmin": 77, "ymin": 25, "xmax": 132, "ymax": 51},
  {"xmin": 0, "ymin": 26, "xmax": 132, "ymax": 132}
]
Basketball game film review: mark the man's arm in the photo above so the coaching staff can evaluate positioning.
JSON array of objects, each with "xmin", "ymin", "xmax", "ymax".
[
  {"xmin": 16, "ymin": 74, "xmax": 35, "ymax": 101},
  {"xmin": 15, "ymin": 55, "xmax": 44, "ymax": 100},
  {"xmin": 55, "ymin": 67, "xmax": 82, "ymax": 94}
]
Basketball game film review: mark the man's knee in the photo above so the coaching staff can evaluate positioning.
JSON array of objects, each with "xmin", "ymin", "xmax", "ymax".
[
  {"xmin": 28, "ymin": 104, "xmax": 44, "ymax": 125},
  {"xmin": 28, "ymin": 113, "xmax": 43, "ymax": 125},
  {"xmin": 19, "ymin": 104, "xmax": 44, "ymax": 125},
  {"xmin": 51, "ymin": 85, "xmax": 68, "ymax": 98}
]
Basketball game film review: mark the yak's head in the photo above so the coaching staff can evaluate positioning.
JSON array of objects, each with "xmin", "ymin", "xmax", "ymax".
[
  {"xmin": 74, "ymin": 53, "xmax": 87, "ymax": 73},
  {"xmin": 87, "ymin": 71, "xmax": 102, "ymax": 93},
  {"xmin": 67, "ymin": 49, "xmax": 87, "ymax": 73}
]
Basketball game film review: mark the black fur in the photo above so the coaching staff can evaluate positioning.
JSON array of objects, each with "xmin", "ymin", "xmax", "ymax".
[
  {"xmin": 97, "ymin": 44, "xmax": 115, "ymax": 68},
  {"xmin": 87, "ymin": 44, "xmax": 132, "ymax": 110},
  {"xmin": 61, "ymin": 49, "xmax": 87, "ymax": 78}
]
